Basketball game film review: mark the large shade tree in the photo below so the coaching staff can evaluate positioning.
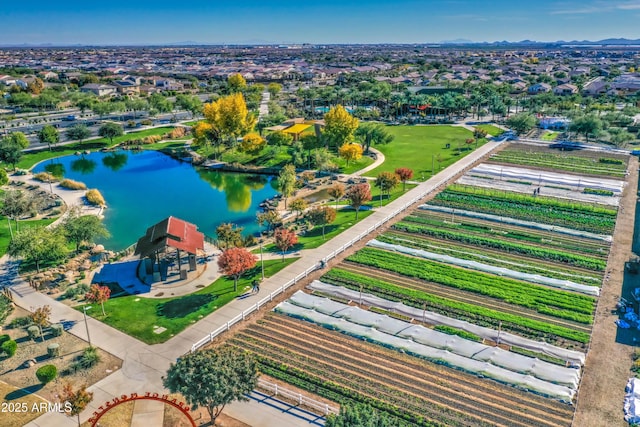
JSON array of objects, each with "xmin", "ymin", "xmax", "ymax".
[
  {"xmin": 163, "ymin": 347, "xmax": 258, "ymax": 425},
  {"xmin": 8, "ymin": 226, "xmax": 68, "ymax": 272},
  {"xmin": 63, "ymin": 211, "xmax": 109, "ymax": 252},
  {"xmin": 65, "ymin": 124, "xmax": 92, "ymax": 145},
  {"xmin": 323, "ymin": 105, "xmax": 359, "ymax": 149},
  {"xmin": 202, "ymin": 93, "xmax": 256, "ymax": 146},
  {"xmin": 98, "ymin": 122, "xmax": 124, "ymax": 145},
  {"xmin": 38, "ymin": 125, "xmax": 59, "ymax": 151}
]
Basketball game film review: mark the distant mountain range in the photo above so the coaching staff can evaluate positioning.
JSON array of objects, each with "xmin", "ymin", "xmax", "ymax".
[
  {"xmin": 438, "ymin": 38, "xmax": 640, "ymax": 46},
  {"xmin": 3, "ymin": 38, "xmax": 640, "ymax": 47}
]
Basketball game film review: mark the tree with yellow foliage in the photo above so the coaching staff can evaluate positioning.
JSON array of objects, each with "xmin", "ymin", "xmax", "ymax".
[
  {"xmin": 338, "ymin": 143, "xmax": 363, "ymax": 167},
  {"xmin": 323, "ymin": 105, "xmax": 359, "ymax": 149},
  {"xmin": 227, "ymin": 73, "xmax": 247, "ymax": 93},
  {"xmin": 202, "ymin": 93, "xmax": 257, "ymax": 149},
  {"xmin": 240, "ymin": 133, "xmax": 266, "ymax": 154},
  {"xmin": 192, "ymin": 121, "xmax": 218, "ymax": 157}
]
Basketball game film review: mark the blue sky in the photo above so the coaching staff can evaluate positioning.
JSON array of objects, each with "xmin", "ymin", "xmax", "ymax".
[{"xmin": 1, "ymin": 0, "xmax": 639, "ymax": 45}]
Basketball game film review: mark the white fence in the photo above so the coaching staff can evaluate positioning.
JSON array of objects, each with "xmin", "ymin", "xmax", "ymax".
[
  {"xmin": 189, "ymin": 141, "xmax": 501, "ymax": 353},
  {"xmin": 257, "ymin": 378, "xmax": 339, "ymax": 416}
]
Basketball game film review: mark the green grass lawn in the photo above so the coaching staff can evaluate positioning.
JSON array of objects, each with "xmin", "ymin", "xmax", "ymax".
[
  {"xmin": 16, "ymin": 127, "xmax": 177, "ymax": 170},
  {"xmin": 541, "ymin": 131, "xmax": 560, "ymax": 141},
  {"xmin": 364, "ymin": 125, "xmax": 482, "ymax": 180},
  {"xmin": 0, "ymin": 217, "xmax": 57, "ymax": 257},
  {"xmin": 475, "ymin": 124, "xmax": 505, "ymax": 137},
  {"xmin": 333, "ymin": 155, "xmax": 375, "ymax": 175},
  {"xmin": 77, "ymin": 258, "xmax": 298, "ymax": 344},
  {"xmin": 141, "ymin": 140, "xmax": 189, "ymax": 151},
  {"xmin": 259, "ymin": 209, "xmax": 374, "ymax": 254}
]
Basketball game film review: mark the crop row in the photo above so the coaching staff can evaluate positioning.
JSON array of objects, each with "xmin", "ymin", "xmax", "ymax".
[
  {"xmin": 445, "ymin": 184, "xmax": 618, "ymax": 215},
  {"xmin": 231, "ymin": 335, "xmax": 458, "ymax": 426},
  {"xmin": 348, "ymin": 247, "xmax": 596, "ymax": 322},
  {"xmin": 229, "ymin": 314, "xmax": 572, "ymax": 427},
  {"xmin": 406, "ymin": 212, "xmax": 608, "ymax": 257},
  {"xmin": 430, "ymin": 191, "xmax": 616, "ymax": 235},
  {"xmin": 377, "ymin": 232, "xmax": 603, "ymax": 285},
  {"xmin": 392, "ymin": 221, "xmax": 607, "ymax": 271},
  {"xmin": 489, "ymin": 150, "xmax": 627, "ymax": 176},
  {"xmin": 322, "ymin": 268, "xmax": 590, "ymax": 344}
]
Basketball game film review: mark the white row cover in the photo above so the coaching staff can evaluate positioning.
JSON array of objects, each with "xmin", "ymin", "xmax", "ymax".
[
  {"xmin": 307, "ymin": 280, "xmax": 586, "ymax": 365},
  {"xmin": 625, "ymin": 378, "xmax": 640, "ymax": 423},
  {"xmin": 457, "ymin": 174, "xmax": 620, "ymax": 207},
  {"xmin": 277, "ymin": 291, "xmax": 579, "ymax": 401},
  {"xmin": 419, "ymin": 204, "xmax": 612, "ymax": 242},
  {"xmin": 383, "ymin": 234, "xmax": 601, "ymax": 284},
  {"xmin": 470, "ymin": 163, "xmax": 625, "ymax": 194},
  {"xmin": 367, "ymin": 239, "xmax": 600, "ymax": 296}
]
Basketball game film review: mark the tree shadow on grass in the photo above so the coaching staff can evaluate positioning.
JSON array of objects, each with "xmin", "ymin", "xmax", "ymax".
[
  {"xmin": 5, "ymin": 384, "xmax": 44, "ymax": 400},
  {"xmin": 156, "ymin": 294, "xmax": 216, "ymax": 319}
]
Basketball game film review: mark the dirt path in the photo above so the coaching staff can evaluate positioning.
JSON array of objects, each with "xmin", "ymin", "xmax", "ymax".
[{"xmin": 573, "ymin": 155, "xmax": 639, "ymax": 427}]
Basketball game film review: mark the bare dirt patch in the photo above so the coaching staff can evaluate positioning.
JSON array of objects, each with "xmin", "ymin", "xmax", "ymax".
[
  {"xmin": 0, "ymin": 307, "xmax": 122, "ymax": 404},
  {"xmin": 573, "ymin": 155, "xmax": 639, "ymax": 427}
]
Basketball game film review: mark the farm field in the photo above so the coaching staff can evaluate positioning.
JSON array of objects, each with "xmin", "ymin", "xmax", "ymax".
[
  {"xmin": 221, "ymin": 143, "xmax": 630, "ymax": 425},
  {"xmin": 487, "ymin": 145, "xmax": 628, "ymax": 178},
  {"xmin": 227, "ymin": 312, "xmax": 574, "ymax": 427}
]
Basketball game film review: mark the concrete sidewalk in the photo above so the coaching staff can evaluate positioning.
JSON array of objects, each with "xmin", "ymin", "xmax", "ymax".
[{"xmin": 12, "ymin": 139, "xmax": 502, "ymax": 426}]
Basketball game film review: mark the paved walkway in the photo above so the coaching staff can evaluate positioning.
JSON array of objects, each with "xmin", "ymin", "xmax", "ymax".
[
  {"xmin": 9, "ymin": 140, "xmax": 503, "ymax": 426},
  {"xmin": 351, "ymin": 147, "xmax": 385, "ymax": 177}
]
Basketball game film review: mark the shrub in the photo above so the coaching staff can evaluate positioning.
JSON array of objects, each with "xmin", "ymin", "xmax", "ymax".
[
  {"xmin": 50, "ymin": 323, "xmax": 63, "ymax": 337},
  {"xmin": 47, "ymin": 343, "xmax": 60, "ymax": 358},
  {"xmin": 7, "ymin": 316, "xmax": 31, "ymax": 329},
  {"xmin": 85, "ymin": 189, "xmax": 106, "ymax": 206},
  {"xmin": 0, "ymin": 334, "xmax": 10, "ymax": 346},
  {"xmin": 36, "ymin": 365, "xmax": 57, "ymax": 384},
  {"xmin": 142, "ymin": 135, "xmax": 162, "ymax": 144},
  {"xmin": 167, "ymin": 127, "xmax": 186, "ymax": 139},
  {"xmin": 0, "ymin": 294, "xmax": 13, "ymax": 324},
  {"xmin": 61, "ymin": 283, "xmax": 90, "ymax": 300},
  {"xmin": 141, "ymin": 119, "xmax": 152, "ymax": 126},
  {"xmin": 1, "ymin": 339, "xmax": 17, "ymax": 357},
  {"xmin": 598, "ymin": 157, "xmax": 624, "ymax": 165},
  {"xmin": 69, "ymin": 346, "xmax": 100, "ymax": 373},
  {"xmin": 59, "ymin": 179, "xmax": 87, "ymax": 190},
  {"xmin": 34, "ymin": 172, "xmax": 58, "ymax": 182},
  {"xmin": 27, "ymin": 325, "xmax": 40, "ymax": 340}
]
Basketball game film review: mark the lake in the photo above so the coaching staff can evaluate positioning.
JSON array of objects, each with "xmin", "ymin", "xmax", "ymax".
[{"xmin": 33, "ymin": 150, "xmax": 278, "ymax": 251}]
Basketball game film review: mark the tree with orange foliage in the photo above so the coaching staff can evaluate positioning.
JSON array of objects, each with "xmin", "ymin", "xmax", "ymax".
[
  {"xmin": 85, "ymin": 284, "xmax": 111, "ymax": 316},
  {"xmin": 273, "ymin": 228, "xmax": 298, "ymax": 261},
  {"xmin": 218, "ymin": 248, "xmax": 257, "ymax": 292},
  {"xmin": 346, "ymin": 183, "xmax": 372, "ymax": 220},
  {"xmin": 59, "ymin": 382, "xmax": 93, "ymax": 427},
  {"xmin": 327, "ymin": 183, "xmax": 346, "ymax": 209},
  {"xmin": 307, "ymin": 206, "xmax": 337, "ymax": 239},
  {"xmin": 394, "ymin": 168, "xmax": 414, "ymax": 192}
]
